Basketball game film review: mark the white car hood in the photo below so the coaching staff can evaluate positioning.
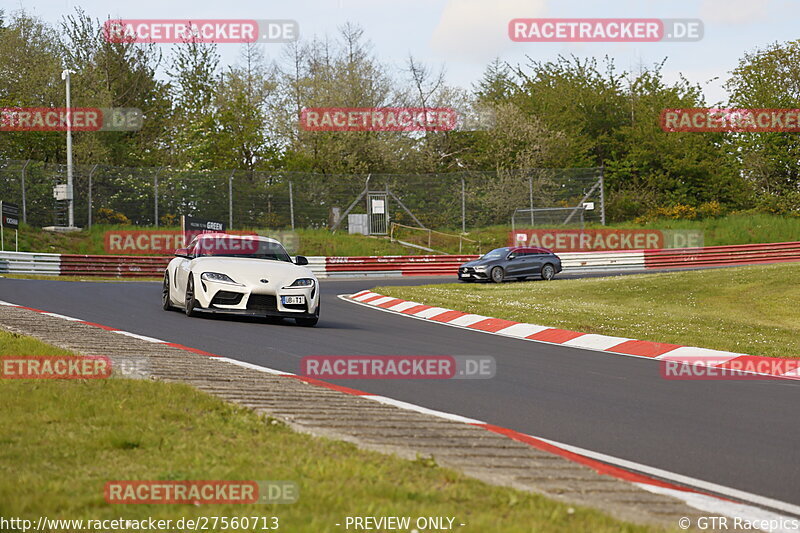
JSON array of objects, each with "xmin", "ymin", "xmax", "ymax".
[{"xmin": 191, "ymin": 257, "xmax": 314, "ymax": 287}]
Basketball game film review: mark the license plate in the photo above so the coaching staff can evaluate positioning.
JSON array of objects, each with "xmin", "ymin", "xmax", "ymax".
[{"xmin": 282, "ymin": 295, "xmax": 305, "ymax": 305}]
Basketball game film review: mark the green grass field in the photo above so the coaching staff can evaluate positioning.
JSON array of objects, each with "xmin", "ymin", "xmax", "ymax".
[
  {"xmin": 376, "ymin": 262, "xmax": 800, "ymax": 359},
  {"xmin": 0, "ymin": 330, "xmax": 653, "ymax": 532}
]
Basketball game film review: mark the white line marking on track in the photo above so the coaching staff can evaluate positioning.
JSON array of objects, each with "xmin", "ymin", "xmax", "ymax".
[
  {"xmin": 362, "ymin": 395, "xmax": 485, "ymax": 424},
  {"xmin": 215, "ymin": 357, "xmax": 295, "ymax": 376},
  {"xmin": 111, "ymin": 330, "xmax": 166, "ymax": 343},
  {"xmin": 41, "ymin": 312, "xmax": 83, "ymax": 322},
  {"xmin": 537, "ymin": 436, "xmax": 800, "ymax": 518}
]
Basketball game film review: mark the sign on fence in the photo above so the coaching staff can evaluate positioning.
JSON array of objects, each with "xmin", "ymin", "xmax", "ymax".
[
  {"xmin": 0, "ymin": 201, "xmax": 19, "ymax": 251},
  {"xmin": 1, "ymin": 202, "xmax": 19, "ymax": 229}
]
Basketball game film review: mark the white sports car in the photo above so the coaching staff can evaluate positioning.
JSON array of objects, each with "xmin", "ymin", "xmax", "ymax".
[{"xmin": 162, "ymin": 234, "xmax": 320, "ymax": 326}]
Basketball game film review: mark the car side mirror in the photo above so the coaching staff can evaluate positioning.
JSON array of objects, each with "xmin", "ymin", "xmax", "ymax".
[
  {"xmin": 174, "ymin": 247, "xmax": 192, "ymax": 259},
  {"xmin": 507, "ymin": 254, "xmax": 516, "ymax": 260},
  {"xmin": 294, "ymin": 255, "xmax": 309, "ymax": 266}
]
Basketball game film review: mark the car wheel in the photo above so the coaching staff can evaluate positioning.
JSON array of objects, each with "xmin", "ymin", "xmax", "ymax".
[
  {"xmin": 295, "ymin": 302, "xmax": 320, "ymax": 327},
  {"xmin": 490, "ymin": 266, "xmax": 504, "ymax": 283},
  {"xmin": 185, "ymin": 276, "xmax": 198, "ymax": 317},
  {"xmin": 541, "ymin": 263, "xmax": 556, "ymax": 281},
  {"xmin": 162, "ymin": 273, "xmax": 174, "ymax": 311}
]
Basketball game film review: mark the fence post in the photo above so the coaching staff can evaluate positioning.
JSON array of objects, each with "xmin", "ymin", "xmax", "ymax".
[
  {"xmin": 529, "ymin": 174, "xmax": 534, "ymax": 225},
  {"xmin": 153, "ymin": 168, "xmax": 160, "ymax": 227},
  {"xmin": 21, "ymin": 159, "xmax": 30, "ymax": 224},
  {"xmin": 87, "ymin": 164, "xmax": 98, "ymax": 228},
  {"xmin": 460, "ymin": 177, "xmax": 466, "ymax": 233},
  {"xmin": 229, "ymin": 170, "xmax": 234, "ymax": 229},
  {"xmin": 599, "ymin": 167, "xmax": 606, "ymax": 226},
  {"xmin": 154, "ymin": 173, "xmax": 158, "ymax": 227},
  {"xmin": 288, "ymin": 180, "xmax": 295, "ymax": 230}
]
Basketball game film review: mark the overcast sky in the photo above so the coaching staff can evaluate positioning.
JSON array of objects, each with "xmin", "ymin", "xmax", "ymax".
[{"xmin": 14, "ymin": 0, "xmax": 798, "ymax": 104}]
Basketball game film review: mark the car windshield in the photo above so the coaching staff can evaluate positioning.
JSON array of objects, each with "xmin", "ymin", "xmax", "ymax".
[
  {"xmin": 482, "ymin": 248, "xmax": 509, "ymax": 259},
  {"xmin": 195, "ymin": 239, "xmax": 292, "ymax": 262}
]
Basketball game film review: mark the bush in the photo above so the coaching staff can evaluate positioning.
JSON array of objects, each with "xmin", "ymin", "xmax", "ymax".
[
  {"xmin": 634, "ymin": 203, "xmax": 697, "ymax": 224},
  {"xmin": 160, "ymin": 213, "xmax": 178, "ymax": 226},
  {"xmin": 756, "ymin": 192, "xmax": 800, "ymax": 217},
  {"xmin": 94, "ymin": 208, "xmax": 131, "ymax": 225},
  {"xmin": 697, "ymin": 201, "xmax": 725, "ymax": 219}
]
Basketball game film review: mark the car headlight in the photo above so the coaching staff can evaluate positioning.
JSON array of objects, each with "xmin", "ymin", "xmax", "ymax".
[
  {"xmin": 288, "ymin": 278, "xmax": 315, "ymax": 287},
  {"xmin": 201, "ymin": 272, "xmax": 239, "ymax": 284},
  {"xmin": 474, "ymin": 266, "xmax": 488, "ymax": 271}
]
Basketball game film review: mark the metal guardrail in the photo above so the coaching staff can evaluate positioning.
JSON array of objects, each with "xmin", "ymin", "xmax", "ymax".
[
  {"xmin": 0, "ymin": 242, "xmax": 798, "ymax": 278},
  {"xmin": 0, "ymin": 252, "xmax": 61, "ymax": 275},
  {"xmin": 644, "ymin": 241, "xmax": 800, "ymax": 268}
]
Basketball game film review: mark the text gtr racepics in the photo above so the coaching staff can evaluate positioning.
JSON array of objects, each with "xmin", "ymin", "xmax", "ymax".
[{"xmin": 162, "ymin": 234, "xmax": 320, "ymax": 326}]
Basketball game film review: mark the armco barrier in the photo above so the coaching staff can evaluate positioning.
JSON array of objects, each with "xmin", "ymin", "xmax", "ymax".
[
  {"xmin": 0, "ymin": 252, "xmax": 61, "ymax": 275},
  {"xmin": 644, "ymin": 241, "xmax": 800, "ymax": 269},
  {"xmin": 59, "ymin": 254, "xmax": 170, "ymax": 277},
  {"xmin": 323, "ymin": 255, "xmax": 478, "ymax": 278},
  {"xmin": 0, "ymin": 241, "xmax": 798, "ymax": 278}
]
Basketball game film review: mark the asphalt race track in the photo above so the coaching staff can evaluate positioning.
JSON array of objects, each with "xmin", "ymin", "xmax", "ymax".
[{"xmin": 1, "ymin": 275, "xmax": 798, "ymax": 512}]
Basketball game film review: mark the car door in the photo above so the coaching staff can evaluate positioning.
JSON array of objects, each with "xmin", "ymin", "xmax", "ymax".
[
  {"xmin": 526, "ymin": 251, "xmax": 545, "ymax": 275},
  {"xmin": 504, "ymin": 250, "xmax": 523, "ymax": 276},
  {"xmin": 174, "ymin": 242, "xmax": 196, "ymax": 296}
]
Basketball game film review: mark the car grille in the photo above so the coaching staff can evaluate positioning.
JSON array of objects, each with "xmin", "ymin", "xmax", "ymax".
[
  {"xmin": 246, "ymin": 294, "xmax": 277, "ymax": 312},
  {"xmin": 211, "ymin": 291, "xmax": 243, "ymax": 306},
  {"xmin": 460, "ymin": 267, "xmax": 475, "ymax": 274}
]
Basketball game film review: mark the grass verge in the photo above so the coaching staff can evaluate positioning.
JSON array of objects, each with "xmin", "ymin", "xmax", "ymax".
[
  {"xmin": 0, "ymin": 330, "xmax": 652, "ymax": 532},
  {"xmin": 375, "ymin": 262, "xmax": 800, "ymax": 359}
]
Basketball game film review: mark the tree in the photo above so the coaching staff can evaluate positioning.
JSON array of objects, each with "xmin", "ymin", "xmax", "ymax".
[{"xmin": 725, "ymin": 40, "xmax": 800, "ymax": 211}]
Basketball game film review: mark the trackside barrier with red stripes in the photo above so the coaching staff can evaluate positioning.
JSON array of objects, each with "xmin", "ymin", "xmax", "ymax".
[
  {"xmin": 0, "ymin": 241, "xmax": 799, "ymax": 277},
  {"xmin": 644, "ymin": 241, "xmax": 800, "ymax": 269},
  {"xmin": 59, "ymin": 255, "xmax": 170, "ymax": 277},
  {"xmin": 323, "ymin": 255, "xmax": 479, "ymax": 277}
]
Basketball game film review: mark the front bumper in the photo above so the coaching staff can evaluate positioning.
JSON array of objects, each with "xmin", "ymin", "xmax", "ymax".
[
  {"xmin": 194, "ymin": 277, "xmax": 319, "ymax": 317},
  {"xmin": 458, "ymin": 267, "xmax": 489, "ymax": 280}
]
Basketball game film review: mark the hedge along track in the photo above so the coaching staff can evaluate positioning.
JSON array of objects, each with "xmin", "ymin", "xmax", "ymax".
[{"xmin": 0, "ymin": 302, "xmax": 728, "ymax": 529}]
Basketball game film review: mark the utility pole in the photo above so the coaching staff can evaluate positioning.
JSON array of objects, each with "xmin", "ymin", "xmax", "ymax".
[{"xmin": 62, "ymin": 69, "xmax": 76, "ymax": 228}]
